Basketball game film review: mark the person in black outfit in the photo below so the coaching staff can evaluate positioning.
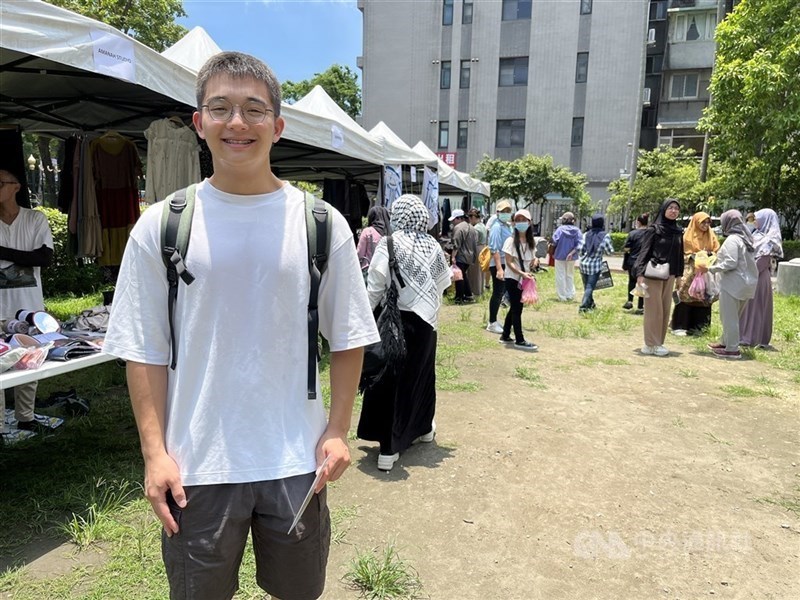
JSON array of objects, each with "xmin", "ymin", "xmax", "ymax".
[
  {"xmin": 632, "ymin": 199, "xmax": 684, "ymax": 357},
  {"xmin": 621, "ymin": 213, "xmax": 649, "ymax": 314}
]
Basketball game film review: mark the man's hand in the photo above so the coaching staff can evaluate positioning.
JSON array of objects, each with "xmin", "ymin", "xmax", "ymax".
[
  {"xmin": 144, "ymin": 452, "xmax": 185, "ymax": 537},
  {"xmin": 496, "ymin": 267, "xmax": 505, "ymax": 280},
  {"xmin": 314, "ymin": 428, "xmax": 351, "ymax": 492},
  {"xmin": 637, "ymin": 276, "xmax": 645, "ymax": 285}
]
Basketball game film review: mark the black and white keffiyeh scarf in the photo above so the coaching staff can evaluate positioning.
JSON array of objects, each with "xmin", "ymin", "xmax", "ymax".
[{"xmin": 383, "ymin": 194, "xmax": 448, "ymax": 311}]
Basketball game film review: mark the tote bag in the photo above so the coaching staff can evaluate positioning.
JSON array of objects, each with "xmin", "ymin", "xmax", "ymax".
[{"xmin": 594, "ymin": 261, "xmax": 614, "ymax": 290}]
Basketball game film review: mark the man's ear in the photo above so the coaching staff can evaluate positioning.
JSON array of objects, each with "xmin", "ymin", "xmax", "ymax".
[
  {"xmin": 272, "ymin": 115, "xmax": 285, "ymax": 143},
  {"xmin": 192, "ymin": 111, "xmax": 205, "ymax": 139}
]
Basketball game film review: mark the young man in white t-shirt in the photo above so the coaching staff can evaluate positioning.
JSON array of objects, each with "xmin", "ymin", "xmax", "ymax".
[
  {"xmin": 0, "ymin": 169, "xmax": 54, "ymax": 434},
  {"xmin": 103, "ymin": 53, "xmax": 379, "ymax": 600}
]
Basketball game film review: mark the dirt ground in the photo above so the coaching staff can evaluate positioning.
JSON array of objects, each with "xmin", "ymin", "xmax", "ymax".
[{"xmin": 323, "ymin": 300, "xmax": 800, "ymax": 600}]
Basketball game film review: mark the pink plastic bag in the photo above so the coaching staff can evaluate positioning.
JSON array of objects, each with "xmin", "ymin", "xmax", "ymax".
[
  {"xmin": 520, "ymin": 277, "xmax": 539, "ymax": 305},
  {"xmin": 688, "ymin": 271, "xmax": 706, "ymax": 301},
  {"xmin": 451, "ymin": 265, "xmax": 463, "ymax": 281}
]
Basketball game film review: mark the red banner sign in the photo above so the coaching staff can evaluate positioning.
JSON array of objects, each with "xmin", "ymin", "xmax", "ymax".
[{"xmin": 436, "ymin": 152, "xmax": 457, "ymax": 167}]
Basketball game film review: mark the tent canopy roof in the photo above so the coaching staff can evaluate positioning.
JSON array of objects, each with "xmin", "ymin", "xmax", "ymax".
[
  {"xmin": 369, "ymin": 121, "xmax": 436, "ymax": 167},
  {"xmin": 0, "ymin": 0, "xmax": 197, "ymax": 139},
  {"xmin": 412, "ymin": 141, "xmax": 490, "ymax": 196},
  {"xmin": 161, "ymin": 27, "xmax": 222, "ymax": 73}
]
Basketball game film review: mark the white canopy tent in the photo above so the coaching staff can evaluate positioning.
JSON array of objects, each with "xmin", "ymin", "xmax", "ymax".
[
  {"xmin": 411, "ymin": 141, "xmax": 490, "ymax": 197},
  {"xmin": 369, "ymin": 121, "xmax": 437, "ymax": 167},
  {"xmin": 160, "ymin": 26, "xmax": 222, "ymax": 73},
  {"xmin": 0, "ymin": 0, "xmax": 197, "ymax": 138}
]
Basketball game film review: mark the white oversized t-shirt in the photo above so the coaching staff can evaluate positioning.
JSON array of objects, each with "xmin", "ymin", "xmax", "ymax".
[
  {"xmin": 502, "ymin": 236, "xmax": 535, "ymax": 282},
  {"xmin": 103, "ymin": 180, "xmax": 380, "ymax": 486},
  {"xmin": 0, "ymin": 208, "xmax": 54, "ymax": 319}
]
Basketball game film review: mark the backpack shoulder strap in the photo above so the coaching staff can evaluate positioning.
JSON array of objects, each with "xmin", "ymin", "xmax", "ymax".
[
  {"xmin": 161, "ymin": 184, "xmax": 197, "ymax": 370},
  {"xmin": 305, "ymin": 191, "xmax": 332, "ymax": 400}
]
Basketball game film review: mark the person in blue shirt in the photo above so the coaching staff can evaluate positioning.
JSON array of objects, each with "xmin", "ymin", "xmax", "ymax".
[{"xmin": 485, "ymin": 200, "xmax": 513, "ymax": 333}]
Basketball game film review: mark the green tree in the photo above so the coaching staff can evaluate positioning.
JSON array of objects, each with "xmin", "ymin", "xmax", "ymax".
[
  {"xmin": 700, "ymin": 0, "xmax": 800, "ymax": 238},
  {"xmin": 282, "ymin": 65, "xmax": 362, "ymax": 119},
  {"xmin": 47, "ymin": 0, "xmax": 187, "ymax": 51},
  {"xmin": 607, "ymin": 146, "xmax": 721, "ymax": 219},
  {"xmin": 475, "ymin": 154, "xmax": 592, "ymax": 218}
]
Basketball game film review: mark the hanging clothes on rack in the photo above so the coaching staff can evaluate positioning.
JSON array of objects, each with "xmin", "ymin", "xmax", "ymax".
[
  {"xmin": 90, "ymin": 132, "xmax": 141, "ymax": 266},
  {"xmin": 78, "ymin": 133, "xmax": 102, "ymax": 258},
  {"xmin": 143, "ymin": 118, "xmax": 201, "ymax": 203}
]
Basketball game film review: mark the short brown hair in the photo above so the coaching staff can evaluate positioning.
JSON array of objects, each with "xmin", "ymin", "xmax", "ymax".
[
  {"xmin": 196, "ymin": 52, "xmax": 282, "ymax": 117},
  {"xmin": 467, "ymin": 208, "xmax": 481, "ymax": 219}
]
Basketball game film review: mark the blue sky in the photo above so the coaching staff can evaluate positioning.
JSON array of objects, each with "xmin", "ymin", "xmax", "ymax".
[{"xmin": 179, "ymin": 0, "xmax": 363, "ymax": 84}]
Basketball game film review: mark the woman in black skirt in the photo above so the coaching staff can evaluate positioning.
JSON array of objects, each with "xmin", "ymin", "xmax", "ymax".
[{"xmin": 358, "ymin": 195, "xmax": 452, "ymax": 471}]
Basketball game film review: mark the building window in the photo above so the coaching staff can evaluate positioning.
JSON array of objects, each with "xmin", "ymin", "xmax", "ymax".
[
  {"xmin": 645, "ymin": 54, "xmax": 663, "ymax": 75},
  {"xmin": 440, "ymin": 61, "xmax": 451, "ymax": 89},
  {"xmin": 641, "ymin": 107, "xmax": 657, "ymax": 128},
  {"xmin": 462, "ymin": 0, "xmax": 473, "ymax": 24},
  {"xmin": 457, "ymin": 121, "xmax": 469, "ymax": 148},
  {"xmin": 460, "ymin": 60, "xmax": 471, "ymax": 89},
  {"xmin": 575, "ymin": 52, "xmax": 589, "ymax": 83},
  {"xmin": 496, "ymin": 119, "xmax": 525, "ymax": 148},
  {"xmin": 669, "ymin": 73, "xmax": 699, "ymax": 99},
  {"xmin": 499, "ymin": 57, "xmax": 528, "ymax": 86},
  {"xmin": 649, "ymin": 0, "xmax": 667, "ymax": 21},
  {"xmin": 673, "ymin": 12, "xmax": 716, "ymax": 42},
  {"xmin": 658, "ymin": 127, "xmax": 704, "ymax": 155},
  {"xmin": 502, "ymin": 0, "xmax": 531, "ymax": 21},
  {"xmin": 571, "ymin": 117, "xmax": 584, "ymax": 147},
  {"xmin": 439, "ymin": 122, "xmax": 450, "ymax": 149},
  {"xmin": 443, "ymin": 0, "xmax": 454, "ymax": 25},
  {"xmin": 580, "ymin": 0, "xmax": 592, "ymax": 15}
]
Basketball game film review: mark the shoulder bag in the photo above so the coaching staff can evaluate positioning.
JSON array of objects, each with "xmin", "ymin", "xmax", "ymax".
[{"xmin": 359, "ymin": 235, "xmax": 407, "ymax": 391}]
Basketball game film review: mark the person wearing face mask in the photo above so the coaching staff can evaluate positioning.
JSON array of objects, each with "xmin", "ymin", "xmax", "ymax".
[
  {"xmin": 499, "ymin": 209, "xmax": 539, "ymax": 351},
  {"xmin": 485, "ymin": 200, "xmax": 513, "ymax": 333},
  {"xmin": 633, "ymin": 199, "xmax": 685, "ymax": 357},
  {"xmin": 577, "ymin": 214, "xmax": 613, "ymax": 313},
  {"xmin": 551, "ymin": 211, "xmax": 582, "ymax": 301}
]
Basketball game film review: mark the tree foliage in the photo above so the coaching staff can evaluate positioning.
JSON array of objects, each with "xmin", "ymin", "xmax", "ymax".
[
  {"xmin": 282, "ymin": 65, "xmax": 362, "ymax": 119},
  {"xmin": 700, "ymin": 0, "xmax": 800, "ymax": 237},
  {"xmin": 47, "ymin": 0, "xmax": 187, "ymax": 52},
  {"xmin": 474, "ymin": 154, "xmax": 592, "ymax": 217},
  {"xmin": 607, "ymin": 146, "xmax": 716, "ymax": 218}
]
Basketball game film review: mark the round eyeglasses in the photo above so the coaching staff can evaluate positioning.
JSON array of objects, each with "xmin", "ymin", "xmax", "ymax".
[{"xmin": 201, "ymin": 99, "xmax": 274, "ymax": 125}]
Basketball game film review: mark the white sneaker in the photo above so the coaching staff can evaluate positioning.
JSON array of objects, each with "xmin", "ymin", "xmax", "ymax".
[
  {"xmin": 653, "ymin": 345, "xmax": 670, "ymax": 357},
  {"xmin": 671, "ymin": 329, "xmax": 687, "ymax": 337},
  {"xmin": 377, "ymin": 452, "xmax": 400, "ymax": 471},
  {"xmin": 486, "ymin": 321, "xmax": 503, "ymax": 334},
  {"xmin": 640, "ymin": 346, "xmax": 655, "ymax": 355},
  {"xmin": 413, "ymin": 420, "xmax": 436, "ymax": 444}
]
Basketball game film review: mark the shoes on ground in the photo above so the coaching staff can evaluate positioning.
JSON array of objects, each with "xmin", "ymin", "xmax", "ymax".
[
  {"xmin": 640, "ymin": 346, "xmax": 655, "ymax": 355},
  {"xmin": 578, "ymin": 306, "xmax": 593, "ymax": 313},
  {"xmin": 707, "ymin": 342, "xmax": 725, "ymax": 350},
  {"xmin": 486, "ymin": 321, "xmax": 504, "ymax": 334},
  {"xmin": 712, "ymin": 347, "xmax": 742, "ymax": 360},
  {"xmin": 622, "ymin": 301, "xmax": 633, "ymax": 310},
  {"xmin": 498, "ymin": 336, "xmax": 514, "ymax": 344},
  {"xmin": 671, "ymin": 329, "xmax": 688, "ymax": 337},
  {"xmin": 377, "ymin": 452, "xmax": 400, "ymax": 471},
  {"xmin": 633, "ymin": 308, "xmax": 644, "ymax": 315},
  {"xmin": 514, "ymin": 341, "xmax": 538, "ymax": 351},
  {"xmin": 413, "ymin": 420, "xmax": 436, "ymax": 444},
  {"xmin": 16, "ymin": 419, "xmax": 49, "ymax": 433},
  {"xmin": 653, "ymin": 345, "xmax": 670, "ymax": 357}
]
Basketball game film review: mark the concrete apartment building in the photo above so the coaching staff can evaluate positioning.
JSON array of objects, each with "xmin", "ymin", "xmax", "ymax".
[{"xmin": 359, "ymin": 0, "xmax": 650, "ymax": 218}]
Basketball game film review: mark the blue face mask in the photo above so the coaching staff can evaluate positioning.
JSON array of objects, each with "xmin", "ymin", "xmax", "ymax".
[
  {"xmin": 515, "ymin": 222, "xmax": 530, "ymax": 233},
  {"xmin": 498, "ymin": 213, "xmax": 512, "ymax": 223}
]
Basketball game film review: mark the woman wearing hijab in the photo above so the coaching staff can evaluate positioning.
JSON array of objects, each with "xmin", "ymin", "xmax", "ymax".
[
  {"xmin": 577, "ymin": 214, "xmax": 613, "ymax": 312},
  {"xmin": 358, "ymin": 195, "xmax": 452, "ymax": 471},
  {"xmin": 699, "ymin": 210, "xmax": 758, "ymax": 359},
  {"xmin": 670, "ymin": 211, "xmax": 721, "ymax": 335},
  {"xmin": 739, "ymin": 208, "xmax": 783, "ymax": 348},
  {"xmin": 357, "ymin": 206, "xmax": 391, "ymax": 272},
  {"xmin": 633, "ymin": 199, "xmax": 685, "ymax": 356}
]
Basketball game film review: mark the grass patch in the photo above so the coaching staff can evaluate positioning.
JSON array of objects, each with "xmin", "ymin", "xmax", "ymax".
[
  {"xmin": 672, "ymin": 417, "xmax": 685, "ymax": 428},
  {"xmin": 344, "ymin": 540, "xmax": 423, "ymax": 600},
  {"xmin": 59, "ymin": 478, "xmax": 139, "ymax": 549},
  {"xmin": 514, "ymin": 365, "xmax": 544, "ymax": 388},
  {"xmin": 331, "ymin": 504, "xmax": 359, "ymax": 545},
  {"xmin": 577, "ymin": 357, "xmax": 630, "ymax": 367},
  {"xmin": 678, "ymin": 368, "xmax": 698, "ymax": 379},
  {"xmin": 44, "ymin": 293, "xmax": 104, "ymax": 321},
  {"xmin": 720, "ymin": 385, "xmax": 759, "ymax": 398},
  {"xmin": 754, "ymin": 486, "xmax": 800, "ymax": 517}
]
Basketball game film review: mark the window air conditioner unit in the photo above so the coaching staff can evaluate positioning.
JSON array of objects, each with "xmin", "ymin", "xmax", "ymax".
[
  {"xmin": 643, "ymin": 87, "xmax": 652, "ymax": 106},
  {"xmin": 647, "ymin": 28, "xmax": 656, "ymax": 45}
]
